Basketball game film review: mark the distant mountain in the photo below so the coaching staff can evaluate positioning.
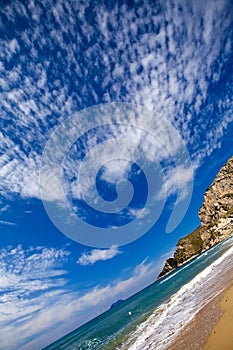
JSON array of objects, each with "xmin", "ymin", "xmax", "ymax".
[
  {"xmin": 158, "ymin": 155, "xmax": 233, "ymax": 279},
  {"xmin": 110, "ymin": 299, "xmax": 125, "ymax": 309}
]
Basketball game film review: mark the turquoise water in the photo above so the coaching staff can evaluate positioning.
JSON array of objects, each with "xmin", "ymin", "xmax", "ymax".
[{"xmin": 44, "ymin": 236, "xmax": 233, "ymax": 350}]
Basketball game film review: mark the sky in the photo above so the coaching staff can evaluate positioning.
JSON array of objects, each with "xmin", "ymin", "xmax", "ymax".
[{"xmin": 0, "ymin": 0, "xmax": 233, "ymax": 349}]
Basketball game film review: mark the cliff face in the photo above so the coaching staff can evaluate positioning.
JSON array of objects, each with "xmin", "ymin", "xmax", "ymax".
[{"xmin": 158, "ymin": 156, "xmax": 233, "ymax": 279}]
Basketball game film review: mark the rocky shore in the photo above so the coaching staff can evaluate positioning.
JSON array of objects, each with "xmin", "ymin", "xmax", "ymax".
[{"xmin": 158, "ymin": 156, "xmax": 233, "ymax": 279}]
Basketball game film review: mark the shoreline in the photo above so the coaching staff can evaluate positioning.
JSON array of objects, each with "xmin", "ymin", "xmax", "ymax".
[
  {"xmin": 169, "ymin": 279, "xmax": 233, "ymax": 350},
  {"xmin": 121, "ymin": 245, "xmax": 233, "ymax": 350},
  {"xmin": 157, "ymin": 234, "xmax": 233, "ymax": 281}
]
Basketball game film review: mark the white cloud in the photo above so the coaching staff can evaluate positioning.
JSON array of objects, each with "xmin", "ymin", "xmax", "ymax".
[
  {"xmin": 157, "ymin": 164, "xmax": 194, "ymax": 201},
  {"xmin": 0, "ymin": 0, "xmax": 232, "ymax": 206},
  {"xmin": 0, "ymin": 220, "xmax": 16, "ymax": 226},
  {"xmin": 0, "ymin": 253, "xmax": 161, "ymax": 350},
  {"xmin": 129, "ymin": 208, "xmax": 150, "ymax": 219},
  {"xmin": 0, "ymin": 241, "xmax": 163, "ymax": 350},
  {"xmin": 0, "ymin": 245, "xmax": 70, "ymax": 349},
  {"xmin": 101, "ymin": 159, "xmax": 132, "ymax": 184},
  {"xmin": 0, "ymin": 1, "xmax": 232, "ymax": 347},
  {"xmin": 77, "ymin": 245, "xmax": 121, "ymax": 266},
  {"xmin": 0, "ymin": 204, "xmax": 10, "ymax": 212}
]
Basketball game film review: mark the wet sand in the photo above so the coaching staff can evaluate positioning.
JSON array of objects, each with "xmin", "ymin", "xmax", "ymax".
[{"xmin": 169, "ymin": 282, "xmax": 233, "ymax": 350}]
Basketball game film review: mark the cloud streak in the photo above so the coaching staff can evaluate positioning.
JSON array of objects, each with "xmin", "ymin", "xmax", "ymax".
[
  {"xmin": 0, "ymin": 0, "xmax": 232, "ymax": 205},
  {"xmin": 77, "ymin": 245, "xmax": 121, "ymax": 265},
  {"xmin": 0, "ymin": 220, "xmax": 16, "ymax": 226},
  {"xmin": 0, "ymin": 245, "xmax": 70, "ymax": 349},
  {"xmin": 0, "ymin": 244, "xmax": 161, "ymax": 350}
]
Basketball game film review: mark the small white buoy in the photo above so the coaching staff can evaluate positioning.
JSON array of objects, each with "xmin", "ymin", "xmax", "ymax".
[{"xmin": 128, "ymin": 311, "xmax": 132, "ymax": 316}]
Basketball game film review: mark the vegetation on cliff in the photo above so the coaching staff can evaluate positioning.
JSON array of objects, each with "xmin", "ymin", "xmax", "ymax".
[{"xmin": 158, "ymin": 156, "xmax": 233, "ymax": 279}]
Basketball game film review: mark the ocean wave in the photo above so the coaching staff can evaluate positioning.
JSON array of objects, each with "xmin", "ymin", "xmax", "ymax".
[
  {"xmin": 119, "ymin": 245, "xmax": 233, "ymax": 350},
  {"xmin": 75, "ymin": 337, "xmax": 102, "ymax": 350}
]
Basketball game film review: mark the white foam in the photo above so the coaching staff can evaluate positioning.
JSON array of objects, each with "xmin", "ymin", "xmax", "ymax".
[
  {"xmin": 158, "ymin": 256, "xmax": 198, "ymax": 285},
  {"xmin": 120, "ymin": 245, "xmax": 233, "ymax": 350}
]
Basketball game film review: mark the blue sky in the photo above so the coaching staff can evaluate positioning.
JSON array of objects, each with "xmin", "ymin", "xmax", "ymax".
[{"xmin": 0, "ymin": 0, "xmax": 233, "ymax": 349}]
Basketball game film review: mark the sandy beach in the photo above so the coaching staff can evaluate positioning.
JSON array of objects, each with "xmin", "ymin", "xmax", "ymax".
[
  {"xmin": 203, "ymin": 283, "xmax": 233, "ymax": 350},
  {"xmin": 170, "ymin": 281, "xmax": 233, "ymax": 350}
]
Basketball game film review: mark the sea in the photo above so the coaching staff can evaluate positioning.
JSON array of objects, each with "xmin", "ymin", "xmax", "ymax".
[{"xmin": 44, "ymin": 235, "xmax": 233, "ymax": 350}]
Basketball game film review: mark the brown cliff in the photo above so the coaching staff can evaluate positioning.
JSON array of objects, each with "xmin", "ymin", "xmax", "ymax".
[{"xmin": 158, "ymin": 156, "xmax": 233, "ymax": 279}]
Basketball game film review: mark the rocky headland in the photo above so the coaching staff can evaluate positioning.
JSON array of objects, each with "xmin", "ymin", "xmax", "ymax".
[{"xmin": 158, "ymin": 156, "xmax": 233, "ymax": 279}]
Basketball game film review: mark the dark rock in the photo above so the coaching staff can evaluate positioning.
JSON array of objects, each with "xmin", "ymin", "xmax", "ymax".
[{"xmin": 110, "ymin": 299, "xmax": 125, "ymax": 309}]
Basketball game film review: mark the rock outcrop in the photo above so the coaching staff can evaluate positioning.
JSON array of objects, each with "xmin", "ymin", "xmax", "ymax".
[{"xmin": 158, "ymin": 156, "xmax": 233, "ymax": 279}]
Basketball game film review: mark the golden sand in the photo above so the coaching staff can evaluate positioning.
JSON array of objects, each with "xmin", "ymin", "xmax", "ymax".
[
  {"xmin": 203, "ymin": 284, "xmax": 233, "ymax": 350},
  {"xmin": 169, "ymin": 281, "xmax": 233, "ymax": 350}
]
